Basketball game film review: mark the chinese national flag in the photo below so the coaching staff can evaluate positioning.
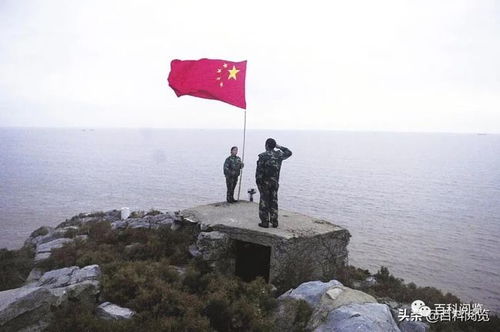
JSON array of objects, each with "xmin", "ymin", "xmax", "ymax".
[{"xmin": 168, "ymin": 58, "xmax": 247, "ymax": 109}]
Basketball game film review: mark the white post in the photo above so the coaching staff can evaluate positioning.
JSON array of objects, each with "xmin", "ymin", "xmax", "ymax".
[{"xmin": 237, "ymin": 109, "xmax": 247, "ymax": 200}]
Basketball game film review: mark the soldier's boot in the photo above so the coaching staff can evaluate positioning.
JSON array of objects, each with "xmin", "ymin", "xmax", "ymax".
[
  {"xmin": 258, "ymin": 222, "xmax": 269, "ymax": 228},
  {"xmin": 271, "ymin": 221, "xmax": 278, "ymax": 228}
]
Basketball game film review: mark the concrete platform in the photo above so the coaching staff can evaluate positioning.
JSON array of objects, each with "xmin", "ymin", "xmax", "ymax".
[
  {"xmin": 181, "ymin": 200, "xmax": 346, "ymax": 240},
  {"xmin": 181, "ymin": 201, "xmax": 351, "ymax": 284}
]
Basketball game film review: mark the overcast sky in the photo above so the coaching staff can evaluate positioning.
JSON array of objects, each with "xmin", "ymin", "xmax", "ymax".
[{"xmin": 0, "ymin": 0, "xmax": 499, "ymax": 133}]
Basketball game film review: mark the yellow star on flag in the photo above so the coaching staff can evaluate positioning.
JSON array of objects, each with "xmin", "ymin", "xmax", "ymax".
[{"xmin": 227, "ymin": 65, "xmax": 240, "ymax": 80}]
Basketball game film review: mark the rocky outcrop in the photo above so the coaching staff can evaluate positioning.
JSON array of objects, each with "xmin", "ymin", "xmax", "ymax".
[
  {"xmin": 315, "ymin": 302, "xmax": 400, "ymax": 332},
  {"xmin": 34, "ymin": 238, "xmax": 74, "ymax": 262},
  {"xmin": 399, "ymin": 319, "xmax": 430, "ymax": 332},
  {"xmin": 56, "ymin": 210, "xmax": 122, "ymax": 228},
  {"xmin": 96, "ymin": 302, "xmax": 135, "ymax": 320},
  {"xmin": 36, "ymin": 265, "xmax": 100, "ymax": 289},
  {"xmin": 279, "ymin": 280, "xmax": 343, "ymax": 307},
  {"xmin": 0, "ymin": 287, "xmax": 57, "ymax": 332},
  {"xmin": 276, "ymin": 279, "xmax": 401, "ymax": 332},
  {"xmin": 0, "ymin": 265, "xmax": 101, "ymax": 331},
  {"xmin": 111, "ymin": 213, "xmax": 176, "ymax": 230}
]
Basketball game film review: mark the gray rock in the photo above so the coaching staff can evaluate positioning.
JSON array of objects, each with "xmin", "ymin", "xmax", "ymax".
[
  {"xmin": 70, "ymin": 265, "xmax": 101, "ymax": 284},
  {"xmin": 321, "ymin": 285, "xmax": 377, "ymax": 309},
  {"xmin": 111, "ymin": 212, "xmax": 175, "ymax": 230},
  {"xmin": 399, "ymin": 319, "xmax": 430, "ymax": 332},
  {"xmin": 55, "ymin": 209, "xmax": 120, "ymax": 228},
  {"xmin": 33, "ymin": 252, "xmax": 51, "ymax": 263},
  {"xmin": 314, "ymin": 303, "xmax": 401, "ymax": 332},
  {"xmin": 24, "ymin": 226, "xmax": 58, "ymax": 247},
  {"xmin": 147, "ymin": 213, "xmax": 175, "ymax": 227},
  {"xmin": 36, "ymin": 265, "xmax": 101, "ymax": 288},
  {"xmin": 36, "ymin": 238, "xmax": 73, "ymax": 254},
  {"xmin": 111, "ymin": 219, "xmax": 128, "ymax": 230},
  {"xmin": 308, "ymin": 284, "xmax": 378, "ymax": 329},
  {"xmin": 33, "ymin": 237, "xmax": 75, "ymax": 262},
  {"xmin": 36, "ymin": 266, "xmax": 79, "ymax": 288},
  {"xmin": 0, "ymin": 265, "xmax": 102, "ymax": 330},
  {"xmin": 279, "ymin": 280, "xmax": 343, "ymax": 308},
  {"xmin": 25, "ymin": 268, "xmax": 44, "ymax": 284},
  {"xmin": 49, "ymin": 280, "xmax": 100, "ymax": 306},
  {"xmin": 96, "ymin": 302, "xmax": 135, "ymax": 320},
  {"xmin": 188, "ymin": 244, "xmax": 202, "ymax": 257},
  {"xmin": 0, "ymin": 287, "xmax": 57, "ymax": 331}
]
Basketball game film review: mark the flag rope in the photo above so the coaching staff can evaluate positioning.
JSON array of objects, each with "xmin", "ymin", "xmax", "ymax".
[{"xmin": 237, "ymin": 109, "xmax": 247, "ymax": 200}]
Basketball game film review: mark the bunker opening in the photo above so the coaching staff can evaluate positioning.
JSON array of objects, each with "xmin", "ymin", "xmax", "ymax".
[{"xmin": 234, "ymin": 240, "xmax": 271, "ymax": 283}]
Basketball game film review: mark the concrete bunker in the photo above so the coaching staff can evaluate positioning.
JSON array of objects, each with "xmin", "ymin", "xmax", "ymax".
[{"xmin": 182, "ymin": 201, "xmax": 351, "ymax": 285}]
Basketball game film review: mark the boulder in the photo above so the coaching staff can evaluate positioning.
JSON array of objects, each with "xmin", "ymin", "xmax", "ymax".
[
  {"xmin": 308, "ymin": 284, "xmax": 378, "ymax": 329},
  {"xmin": 399, "ymin": 319, "xmax": 430, "ymax": 332},
  {"xmin": 278, "ymin": 280, "xmax": 343, "ymax": 308},
  {"xmin": 25, "ymin": 268, "xmax": 44, "ymax": 284},
  {"xmin": 49, "ymin": 280, "xmax": 100, "ymax": 306},
  {"xmin": 0, "ymin": 265, "xmax": 102, "ymax": 330},
  {"xmin": 273, "ymin": 297, "xmax": 313, "ymax": 332},
  {"xmin": 314, "ymin": 303, "xmax": 401, "ymax": 332},
  {"xmin": 0, "ymin": 287, "xmax": 57, "ymax": 331},
  {"xmin": 322, "ymin": 285, "xmax": 377, "ymax": 309},
  {"xmin": 36, "ymin": 266, "xmax": 79, "ymax": 288},
  {"xmin": 36, "ymin": 238, "xmax": 73, "ymax": 255},
  {"xmin": 36, "ymin": 265, "xmax": 101, "ymax": 288},
  {"xmin": 96, "ymin": 302, "xmax": 135, "ymax": 320}
]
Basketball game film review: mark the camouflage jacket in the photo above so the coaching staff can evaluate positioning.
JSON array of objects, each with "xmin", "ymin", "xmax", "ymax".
[
  {"xmin": 255, "ymin": 146, "xmax": 292, "ymax": 186},
  {"xmin": 224, "ymin": 155, "xmax": 242, "ymax": 177}
]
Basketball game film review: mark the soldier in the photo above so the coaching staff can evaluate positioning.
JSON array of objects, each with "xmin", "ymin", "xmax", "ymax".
[
  {"xmin": 223, "ymin": 146, "xmax": 243, "ymax": 203},
  {"xmin": 255, "ymin": 138, "xmax": 292, "ymax": 228}
]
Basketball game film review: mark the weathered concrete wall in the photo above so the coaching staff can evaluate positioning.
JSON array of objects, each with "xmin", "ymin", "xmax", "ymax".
[{"xmin": 270, "ymin": 229, "xmax": 350, "ymax": 283}]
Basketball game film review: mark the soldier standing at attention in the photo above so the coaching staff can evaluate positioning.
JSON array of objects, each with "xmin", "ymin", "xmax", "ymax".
[
  {"xmin": 223, "ymin": 146, "xmax": 243, "ymax": 203},
  {"xmin": 255, "ymin": 138, "xmax": 292, "ymax": 228}
]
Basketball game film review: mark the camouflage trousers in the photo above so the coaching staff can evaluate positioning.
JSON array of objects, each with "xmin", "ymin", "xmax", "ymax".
[
  {"xmin": 225, "ymin": 176, "xmax": 238, "ymax": 202},
  {"xmin": 257, "ymin": 183, "xmax": 279, "ymax": 225}
]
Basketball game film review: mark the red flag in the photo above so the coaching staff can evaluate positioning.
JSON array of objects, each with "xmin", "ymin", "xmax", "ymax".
[{"xmin": 168, "ymin": 58, "xmax": 247, "ymax": 109}]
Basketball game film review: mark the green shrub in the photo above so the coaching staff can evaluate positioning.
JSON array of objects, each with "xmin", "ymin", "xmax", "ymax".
[
  {"xmin": 145, "ymin": 209, "xmax": 162, "ymax": 216},
  {"xmin": 366, "ymin": 266, "xmax": 461, "ymax": 306},
  {"xmin": 335, "ymin": 264, "xmax": 371, "ymax": 287},
  {"xmin": 0, "ymin": 246, "xmax": 34, "ymax": 290},
  {"xmin": 29, "ymin": 226, "xmax": 49, "ymax": 238}
]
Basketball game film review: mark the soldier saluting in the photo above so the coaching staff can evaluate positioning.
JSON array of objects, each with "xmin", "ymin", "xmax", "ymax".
[
  {"xmin": 256, "ymin": 138, "xmax": 292, "ymax": 228},
  {"xmin": 223, "ymin": 146, "xmax": 243, "ymax": 203}
]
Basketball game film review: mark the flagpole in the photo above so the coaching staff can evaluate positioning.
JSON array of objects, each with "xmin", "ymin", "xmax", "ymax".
[{"xmin": 237, "ymin": 109, "xmax": 247, "ymax": 200}]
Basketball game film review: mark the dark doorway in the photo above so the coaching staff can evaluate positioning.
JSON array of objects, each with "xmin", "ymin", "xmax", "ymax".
[{"xmin": 234, "ymin": 240, "xmax": 271, "ymax": 282}]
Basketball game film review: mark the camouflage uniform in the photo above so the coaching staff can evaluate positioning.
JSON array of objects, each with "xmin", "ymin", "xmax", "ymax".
[
  {"xmin": 255, "ymin": 146, "xmax": 292, "ymax": 226},
  {"xmin": 223, "ymin": 155, "xmax": 242, "ymax": 202}
]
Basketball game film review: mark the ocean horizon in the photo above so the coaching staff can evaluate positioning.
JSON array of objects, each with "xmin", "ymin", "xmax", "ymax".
[{"xmin": 1, "ymin": 127, "xmax": 499, "ymax": 313}]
